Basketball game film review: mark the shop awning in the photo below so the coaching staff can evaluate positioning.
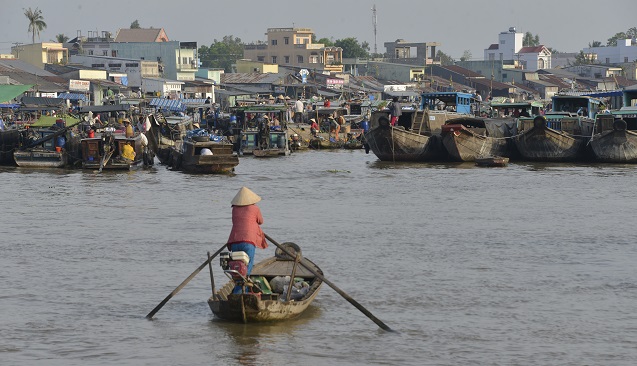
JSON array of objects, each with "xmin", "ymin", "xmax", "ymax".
[
  {"xmin": 0, "ymin": 84, "xmax": 34, "ymax": 103},
  {"xmin": 149, "ymin": 98, "xmax": 186, "ymax": 112}
]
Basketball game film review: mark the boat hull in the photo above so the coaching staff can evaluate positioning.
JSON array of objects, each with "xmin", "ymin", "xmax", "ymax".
[
  {"xmin": 365, "ymin": 125, "xmax": 446, "ymax": 162},
  {"xmin": 514, "ymin": 126, "xmax": 584, "ymax": 162},
  {"xmin": 14, "ymin": 149, "xmax": 67, "ymax": 168},
  {"xmin": 589, "ymin": 128, "xmax": 637, "ymax": 163},
  {"xmin": 0, "ymin": 129, "xmax": 21, "ymax": 166},
  {"xmin": 209, "ymin": 255, "xmax": 323, "ymax": 323},
  {"xmin": 441, "ymin": 126, "xmax": 510, "ymax": 162}
]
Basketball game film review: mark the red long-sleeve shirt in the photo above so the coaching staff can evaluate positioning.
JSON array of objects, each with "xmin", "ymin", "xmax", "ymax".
[{"xmin": 226, "ymin": 205, "xmax": 268, "ymax": 249}]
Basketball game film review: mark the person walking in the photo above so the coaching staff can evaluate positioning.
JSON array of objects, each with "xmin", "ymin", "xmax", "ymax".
[{"xmin": 294, "ymin": 99, "xmax": 304, "ymax": 123}]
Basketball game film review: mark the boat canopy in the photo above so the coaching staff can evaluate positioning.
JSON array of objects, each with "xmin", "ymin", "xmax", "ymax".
[
  {"xmin": 420, "ymin": 92, "xmax": 473, "ymax": 114},
  {"xmin": 58, "ymin": 93, "xmax": 88, "ymax": 102}
]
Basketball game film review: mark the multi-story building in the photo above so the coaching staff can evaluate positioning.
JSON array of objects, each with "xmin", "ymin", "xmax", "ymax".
[
  {"xmin": 10, "ymin": 42, "xmax": 69, "ymax": 69},
  {"xmin": 383, "ymin": 39, "xmax": 440, "ymax": 65},
  {"xmin": 243, "ymin": 28, "xmax": 343, "ymax": 73},
  {"xmin": 583, "ymin": 39, "xmax": 637, "ymax": 65},
  {"xmin": 484, "ymin": 27, "xmax": 551, "ymax": 72}
]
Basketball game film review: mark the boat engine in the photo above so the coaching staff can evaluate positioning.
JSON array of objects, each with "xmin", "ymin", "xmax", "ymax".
[{"xmin": 220, "ymin": 251, "xmax": 249, "ymax": 281}]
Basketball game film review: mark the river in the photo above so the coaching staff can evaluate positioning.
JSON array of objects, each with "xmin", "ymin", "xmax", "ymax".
[{"xmin": 1, "ymin": 149, "xmax": 636, "ymax": 365}]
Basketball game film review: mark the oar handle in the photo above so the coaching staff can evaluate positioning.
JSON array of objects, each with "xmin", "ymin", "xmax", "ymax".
[{"xmin": 264, "ymin": 233, "xmax": 393, "ymax": 332}]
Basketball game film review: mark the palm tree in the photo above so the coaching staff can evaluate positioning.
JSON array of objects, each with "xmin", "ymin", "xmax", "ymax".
[
  {"xmin": 53, "ymin": 34, "xmax": 69, "ymax": 43},
  {"xmin": 24, "ymin": 7, "xmax": 47, "ymax": 44}
]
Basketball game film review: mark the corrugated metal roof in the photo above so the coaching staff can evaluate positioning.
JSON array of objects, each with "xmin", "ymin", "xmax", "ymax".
[
  {"xmin": 58, "ymin": 92, "xmax": 88, "ymax": 101},
  {"xmin": 114, "ymin": 28, "xmax": 166, "ymax": 42},
  {"xmin": 149, "ymin": 98, "xmax": 186, "ymax": 112}
]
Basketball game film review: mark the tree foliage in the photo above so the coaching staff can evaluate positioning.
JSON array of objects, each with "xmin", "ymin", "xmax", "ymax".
[
  {"xmin": 523, "ymin": 32, "xmax": 540, "ymax": 47},
  {"xmin": 24, "ymin": 7, "xmax": 47, "ymax": 44},
  {"xmin": 53, "ymin": 34, "xmax": 69, "ymax": 43},
  {"xmin": 571, "ymin": 50, "xmax": 596, "ymax": 66},
  {"xmin": 334, "ymin": 37, "xmax": 370, "ymax": 59},
  {"xmin": 436, "ymin": 50, "xmax": 454, "ymax": 66},
  {"xmin": 460, "ymin": 50, "xmax": 472, "ymax": 62},
  {"xmin": 130, "ymin": 20, "xmax": 141, "ymax": 29},
  {"xmin": 588, "ymin": 41, "xmax": 602, "ymax": 48},
  {"xmin": 199, "ymin": 36, "xmax": 244, "ymax": 72},
  {"xmin": 316, "ymin": 37, "xmax": 334, "ymax": 47},
  {"xmin": 607, "ymin": 27, "xmax": 637, "ymax": 46}
]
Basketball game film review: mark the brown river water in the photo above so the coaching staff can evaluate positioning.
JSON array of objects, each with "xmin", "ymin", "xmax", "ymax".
[{"xmin": 1, "ymin": 149, "xmax": 636, "ymax": 365}]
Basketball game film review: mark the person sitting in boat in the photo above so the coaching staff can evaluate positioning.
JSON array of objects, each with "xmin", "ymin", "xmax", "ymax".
[
  {"xmin": 309, "ymin": 118, "xmax": 319, "ymax": 137},
  {"xmin": 121, "ymin": 142, "xmax": 136, "ymax": 163},
  {"xmin": 226, "ymin": 187, "xmax": 268, "ymax": 293}
]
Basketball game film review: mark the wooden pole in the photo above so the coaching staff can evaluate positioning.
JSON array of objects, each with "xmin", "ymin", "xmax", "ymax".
[
  {"xmin": 146, "ymin": 243, "xmax": 227, "ymax": 319},
  {"xmin": 285, "ymin": 253, "xmax": 301, "ymax": 302},
  {"xmin": 207, "ymin": 251, "xmax": 216, "ymax": 299},
  {"xmin": 264, "ymin": 233, "xmax": 393, "ymax": 332}
]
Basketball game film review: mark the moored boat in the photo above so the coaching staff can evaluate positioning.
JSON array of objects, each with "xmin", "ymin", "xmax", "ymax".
[
  {"xmin": 169, "ymin": 134, "xmax": 238, "ymax": 173},
  {"xmin": 440, "ymin": 116, "xmax": 516, "ymax": 162},
  {"xmin": 475, "ymin": 156, "xmax": 509, "ymax": 167},
  {"xmin": 514, "ymin": 94, "xmax": 600, "ymax": 162},
  {"xmin": 588, "ymin": 110, "xmax": 637, "ymax": 163},
  {"xmin": 209, "ymin": 243, "xmax": 323, "ymax": 322},
  {"xmin": 80, "ymin": 128, "xmax": 145, "ymax": 170}
]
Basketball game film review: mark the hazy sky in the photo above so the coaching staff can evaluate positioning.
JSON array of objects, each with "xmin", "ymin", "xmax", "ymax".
[{"xmin": 1, "ymin": 0, "xmax": 635, "ymax": 60}]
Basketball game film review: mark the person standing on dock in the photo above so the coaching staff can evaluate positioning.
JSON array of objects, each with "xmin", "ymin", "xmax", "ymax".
[{"xmin": 294, "ymin": 99, "xmax": 304, "ymax": 123}]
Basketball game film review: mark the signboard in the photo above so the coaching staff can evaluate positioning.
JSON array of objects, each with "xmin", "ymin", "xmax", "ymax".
[
  {"xmin": 300, "ymin": 69, "xmax": 309, "ymax": 84},
  {"xmin": 69, "ymin": 79, "xmax": 90, "ymax": 92},
  {"xmin": 326, "ymin": 78, "xmax": 344, "ymax": 86}
]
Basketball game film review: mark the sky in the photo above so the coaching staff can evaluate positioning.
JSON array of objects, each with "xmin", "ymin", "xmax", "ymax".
[{"xmin": 1, "ymin": 0, "xmax": 635, "ymax": 60}]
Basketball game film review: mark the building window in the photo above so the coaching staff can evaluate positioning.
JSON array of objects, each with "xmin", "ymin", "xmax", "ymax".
[
  {"xmin": 125, "ymin": 63, "xmax": 138, "ymax": 67},
  {"xmin": 271, "ymin": 39, "xmax": 277, "ymax": 46},
  {"xmin": 257, "ymin": 56, "xmax": 265, "ymax": 62},
  {"xmin": 538, "ymin": 59, "xmax": 545, "ymax": 69},
  {"xmin": 499, "ymin": 53, "xmax": 503, "ymax": 61},
  {"xmin": 182, "ymin": 57, "xmax": 188, "ymax": 64},
  {"xmin": 284, "ymin": 37, "xmax": 289, "ymax": 45},
  {"xmin": 111, "ymin": 50, "xmax": 117, "ymax": 57},
  {"xmin": 502, "ymin": 73, "xmax": 508, "ymax": 80},
  {"xmin": 272, "ymin": 56, "xmax": 277, "ymax": 63},
  {"xmin": 108, "ymin": 63, "xmax": 122, "ymax": 68},
  {"xmin": 625, "ymin": 57, "xmax": 629, "ymax": 63},
  {"xmin": 284, "ymin": 56, "xmax": 290, "ymax": 63},
  {"xmin": 102, "ymin": 50, "xmax": 108, "ymax": 56},
  {"xmin": 488, "ymin": 53, "xmax": 495, "ymax": 61},
  {"xmin": 297, "ymin": 55, "xmax": 304, "ymax": 63},
  {"xmin": 88, "ymin": 50, "xmax": 93, "ymax": 55}
]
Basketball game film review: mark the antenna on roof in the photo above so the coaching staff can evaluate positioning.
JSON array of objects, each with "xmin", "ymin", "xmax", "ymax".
[{"xmin": 371, "ymin": 4, "xmax": 378, "ymax": 55}]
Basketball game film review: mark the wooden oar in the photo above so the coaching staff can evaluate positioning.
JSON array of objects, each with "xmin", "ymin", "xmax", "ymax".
[
  {"xmin": 264, "ymin": 233, "xmax": 393, "ymax": 332},
  {"xmin": 146, "ymin": 243, "xmax": 227, "ymax": 319}
]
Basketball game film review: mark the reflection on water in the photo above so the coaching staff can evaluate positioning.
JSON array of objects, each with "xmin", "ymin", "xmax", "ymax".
[{"xmin": 2, "ymin": 150, "xmax": 637, "ymax": 365}]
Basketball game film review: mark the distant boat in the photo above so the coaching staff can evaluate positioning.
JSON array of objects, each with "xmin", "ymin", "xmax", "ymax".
[{"xmin": 169, "ymin": 134, "xmax": 238, "ymax": 173}]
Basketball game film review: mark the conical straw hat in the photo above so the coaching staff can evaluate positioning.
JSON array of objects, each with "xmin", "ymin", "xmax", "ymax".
[{"xmin": 231, "ymin": 187, "xmax": 262, "ymax": 206}]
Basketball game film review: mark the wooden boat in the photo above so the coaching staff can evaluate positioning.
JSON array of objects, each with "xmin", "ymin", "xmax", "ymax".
[
  {"xmin": 365, "ymin": 92, "xmax": 475, "ymax": 162},
  {"xmin": 475, "ymin": 156, "xmax": 509, "ymax": 167},
  {"xmin": 169, "ymin": 135, "xmax": 239, "ymax": 173},
  {"xmin": 440, "ymin": 116, "xmax": 516, "ymax": 162},
  {"xmin": 145, "ymin": 112, "xmax": 194, "ymax": 165},
  {"xmin": 364, "ymin": 110, "xmax": 447, "ymax": 162},
  {"xmin": 242, "ymin": 129, "xmax": 290, "ymax": 156},
  {"xmin": 80, "ymin": 128, "xmax": 145, "ymax": 170},
  {"xmin": 588, "ymin": 111, "xmax": 637, "ymax": 163},
  {"xmin": 229, "ymin": 105, "xmax": 291, "ymax": 156},
  {"xmin": 308, "ymin": 137, "xmax": 344, "ymax": 149},
  {"xmin": 0, "ymin": 129, "xmax": 21, "ymax": 166},
  {"xmin": 514, "ymin": 95, "xmax": 599, "ymax": 162},
  {"xmin": 209, "ymin": 243, "xmax": 323, "ymax": 322},
  {"xmin": 13, "ymin": 121, "xmax": 83, "ymax": 168}
]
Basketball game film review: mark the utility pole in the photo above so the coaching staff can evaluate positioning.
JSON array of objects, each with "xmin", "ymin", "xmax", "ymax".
[{"xmin": 371, "ymin": 4, "xmax": 377, "ymax": 56}]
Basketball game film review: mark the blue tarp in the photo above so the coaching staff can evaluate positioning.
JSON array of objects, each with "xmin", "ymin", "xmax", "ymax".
[
  {"xmin": 58, "ymin": 93, "xmax": 88, "ymax": 101},
  {"xmin": 0, "ymin": 103, "xmax": 20, "ymax": 108},
  {"xmin": 149, "ymin": 98, "xmax": 186, "ymax": 112}
]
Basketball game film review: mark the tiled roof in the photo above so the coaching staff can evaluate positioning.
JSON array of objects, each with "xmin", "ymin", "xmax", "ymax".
[
  {"xmin": 487, "ymin": 44, "xmax": 499, "ymax": 50},
  {"xmin": 518, "ymin": 46, "xmax": 548, "ymax": 54},
  {"xmin": 114, "ymin": 28, "xmax": 167, "ymax": 42}
]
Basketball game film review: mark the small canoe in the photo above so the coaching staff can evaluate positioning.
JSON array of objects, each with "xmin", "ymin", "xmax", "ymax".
[
  {"xmin": 208, "ymin": 243, "xmax": 323, "ymax": 322},
  {"xmin": 475, "ymin": 156, "xmax": 509, "ymax": 167}
]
